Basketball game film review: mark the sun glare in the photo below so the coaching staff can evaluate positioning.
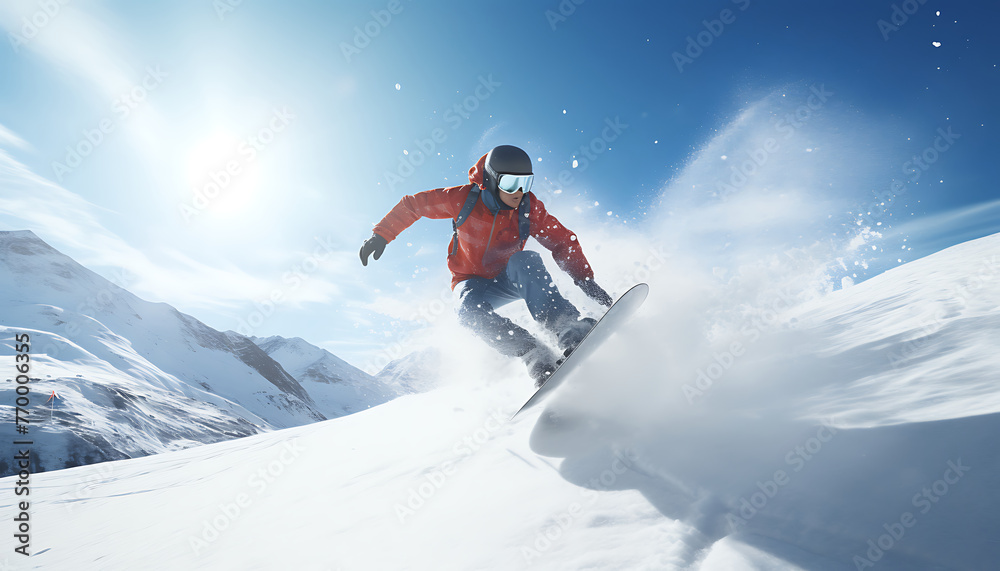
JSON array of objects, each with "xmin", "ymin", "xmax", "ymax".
[{"xmin": 184, "ymin": 129, "xmax": 261, "ymax": 218}]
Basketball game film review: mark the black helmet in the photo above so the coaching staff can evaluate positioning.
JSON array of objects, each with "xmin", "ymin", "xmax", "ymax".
[{"xmin": 483, "ymin": 145, "xmax": 532, "ymax": 195}]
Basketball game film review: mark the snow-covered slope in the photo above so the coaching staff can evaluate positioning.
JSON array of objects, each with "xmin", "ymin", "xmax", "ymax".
[
  {"xmin": 4, "ymin": 232, "xmax": 998, "ymax": 569},
  {"xmin": 252, "ymin": 335, "xmax": 398, "ymax": 417},
  {"xmin": 0, "ymin": 231, "xmax": 335, "ymax": 475}
]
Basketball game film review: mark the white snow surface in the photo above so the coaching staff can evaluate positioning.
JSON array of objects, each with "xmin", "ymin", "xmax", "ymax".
[{"xmin": 2, "ymin": 232, "xmax": 998, "ymax": 570}]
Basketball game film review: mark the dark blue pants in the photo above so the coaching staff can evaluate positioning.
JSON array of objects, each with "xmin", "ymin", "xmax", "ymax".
[{"xmin": 457, "ymin": 250, "xmax": 580, "ymax": 358}]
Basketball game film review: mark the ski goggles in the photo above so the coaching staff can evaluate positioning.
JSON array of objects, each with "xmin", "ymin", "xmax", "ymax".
[{"xmin": 497, "ymin": 173, "xmax": 533, "ymax": 194}]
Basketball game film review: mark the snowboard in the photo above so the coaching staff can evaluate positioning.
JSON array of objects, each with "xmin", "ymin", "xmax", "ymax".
[{"xmin": 512, "ymin": 283, "xmax": 649, "ymax": 419}]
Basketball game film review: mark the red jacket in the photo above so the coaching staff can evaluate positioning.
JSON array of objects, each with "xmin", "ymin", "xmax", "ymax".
[{"xmin": 373, "ymin": 154, "xmax": 596, "ymax": 289}]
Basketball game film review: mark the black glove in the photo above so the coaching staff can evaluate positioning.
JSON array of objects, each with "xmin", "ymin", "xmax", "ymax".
[
  {"xmin": 576, "ymin": 278, "xmax": 613, "ymax": 307},
  {"xmin": 359, "ymin": 233, "xmax": 388, "ymax": 266}
]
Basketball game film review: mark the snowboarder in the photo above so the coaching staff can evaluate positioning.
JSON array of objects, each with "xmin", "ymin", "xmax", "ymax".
[{"xmin": 360, "ymin": 145, "xmax": 613, "ymax": 386}]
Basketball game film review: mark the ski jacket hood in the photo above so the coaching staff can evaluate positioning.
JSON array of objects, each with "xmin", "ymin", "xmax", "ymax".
[
  {"xmin": 468, "ymin": 153, "xmax": 513, "ymax": 212},
  {"xmin": 373, "ymin": 155, "xmax": 595, "ymax": 289},
  {"xmin": 468, "ymin": 153, "xmax": 487, "ymax": 187}
]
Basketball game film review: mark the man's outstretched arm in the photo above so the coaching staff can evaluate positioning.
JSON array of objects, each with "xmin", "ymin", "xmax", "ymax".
[{"xmin": 360, "ymin": 185, "xmax": 467, "ymax": 266}]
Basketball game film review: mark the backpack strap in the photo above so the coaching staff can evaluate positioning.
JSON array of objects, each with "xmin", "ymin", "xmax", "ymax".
[
  {"xmin": 517, "ymin": 192, "xmax": 532, "ymax": 246},
  {"xmin": 450, "ymin": 185, "xmax": 482, "ymax": 256},
  {"xmin": 449, "ymin": 185, "xmax": 532, "ymax": 256}
]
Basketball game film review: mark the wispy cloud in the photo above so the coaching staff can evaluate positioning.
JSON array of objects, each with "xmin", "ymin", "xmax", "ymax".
[
  {"xmin": 0, "ymin": 1, "xmax": 172, "ymax": 162},
  {"xmin": 0, "ymin": 129, "xmax": 331, "ymax": 310},
  {"xmin": 0, "ymin": 1, "xmax": 133, "ymax": 99},
  {"xmin": 0, "ymin": 124, "xmax": 30, "ymax": 150},
  {"xmin": 884, "ymin": 198, "xmax": 1000, "ymax": 254}
]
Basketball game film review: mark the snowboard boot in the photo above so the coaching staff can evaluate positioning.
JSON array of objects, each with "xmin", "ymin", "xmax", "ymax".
[
  {"xmin": 557, "ymin": 317, "xmax": 597, "ymax": 356},
  {"xmin": 523, "ymin": 344, "xmax": 562, "ymax": 388}
]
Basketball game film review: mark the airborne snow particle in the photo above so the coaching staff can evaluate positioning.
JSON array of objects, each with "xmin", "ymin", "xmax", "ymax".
[
  {"xmin": 572, "ymin": 160, "xmax": 579, "ymax": 168},
  {"xmin": 395, "ymin": 83, "xmax": 401, "ymax": 90},
  {"xmin": 932, "ymin": 42, "xmax": 942, "ymax": 47}
]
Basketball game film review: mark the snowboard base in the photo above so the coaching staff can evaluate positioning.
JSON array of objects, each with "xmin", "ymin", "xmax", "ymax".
[{"xmin": 512, "ymin": 283, "xmax": 649, "ymax": 419}]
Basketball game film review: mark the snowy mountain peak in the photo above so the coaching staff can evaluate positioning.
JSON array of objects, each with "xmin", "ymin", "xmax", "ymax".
[
  {"xmin": 1, "ymin": 228, "xmax": 48, "ymax": 248},
  {"xmin": 250, "ymin": 334, "xmax": 401, "ymax": 418},
  {"xmin": 0, "ymin": 229, "xmax": 114, "ymax": 300},
  {"xmin": 2, "ymin": 229, "xmax": 80, "ymax": 267},
  {"xmin": 251, "ymin": 335, "xmax": 365, "ymax": 382},
  {"xmin": 0, "ymin": 232, "xmax": 362, "ymax": 476},
  {"xmin": 254, "ymin": 334, "xmax": 326, "ymax": 362}
]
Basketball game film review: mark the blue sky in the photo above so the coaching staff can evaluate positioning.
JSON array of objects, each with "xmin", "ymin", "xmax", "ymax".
[{"xmin": 1, "ymin": 0, "xmax": 997, "ymax": 370}]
